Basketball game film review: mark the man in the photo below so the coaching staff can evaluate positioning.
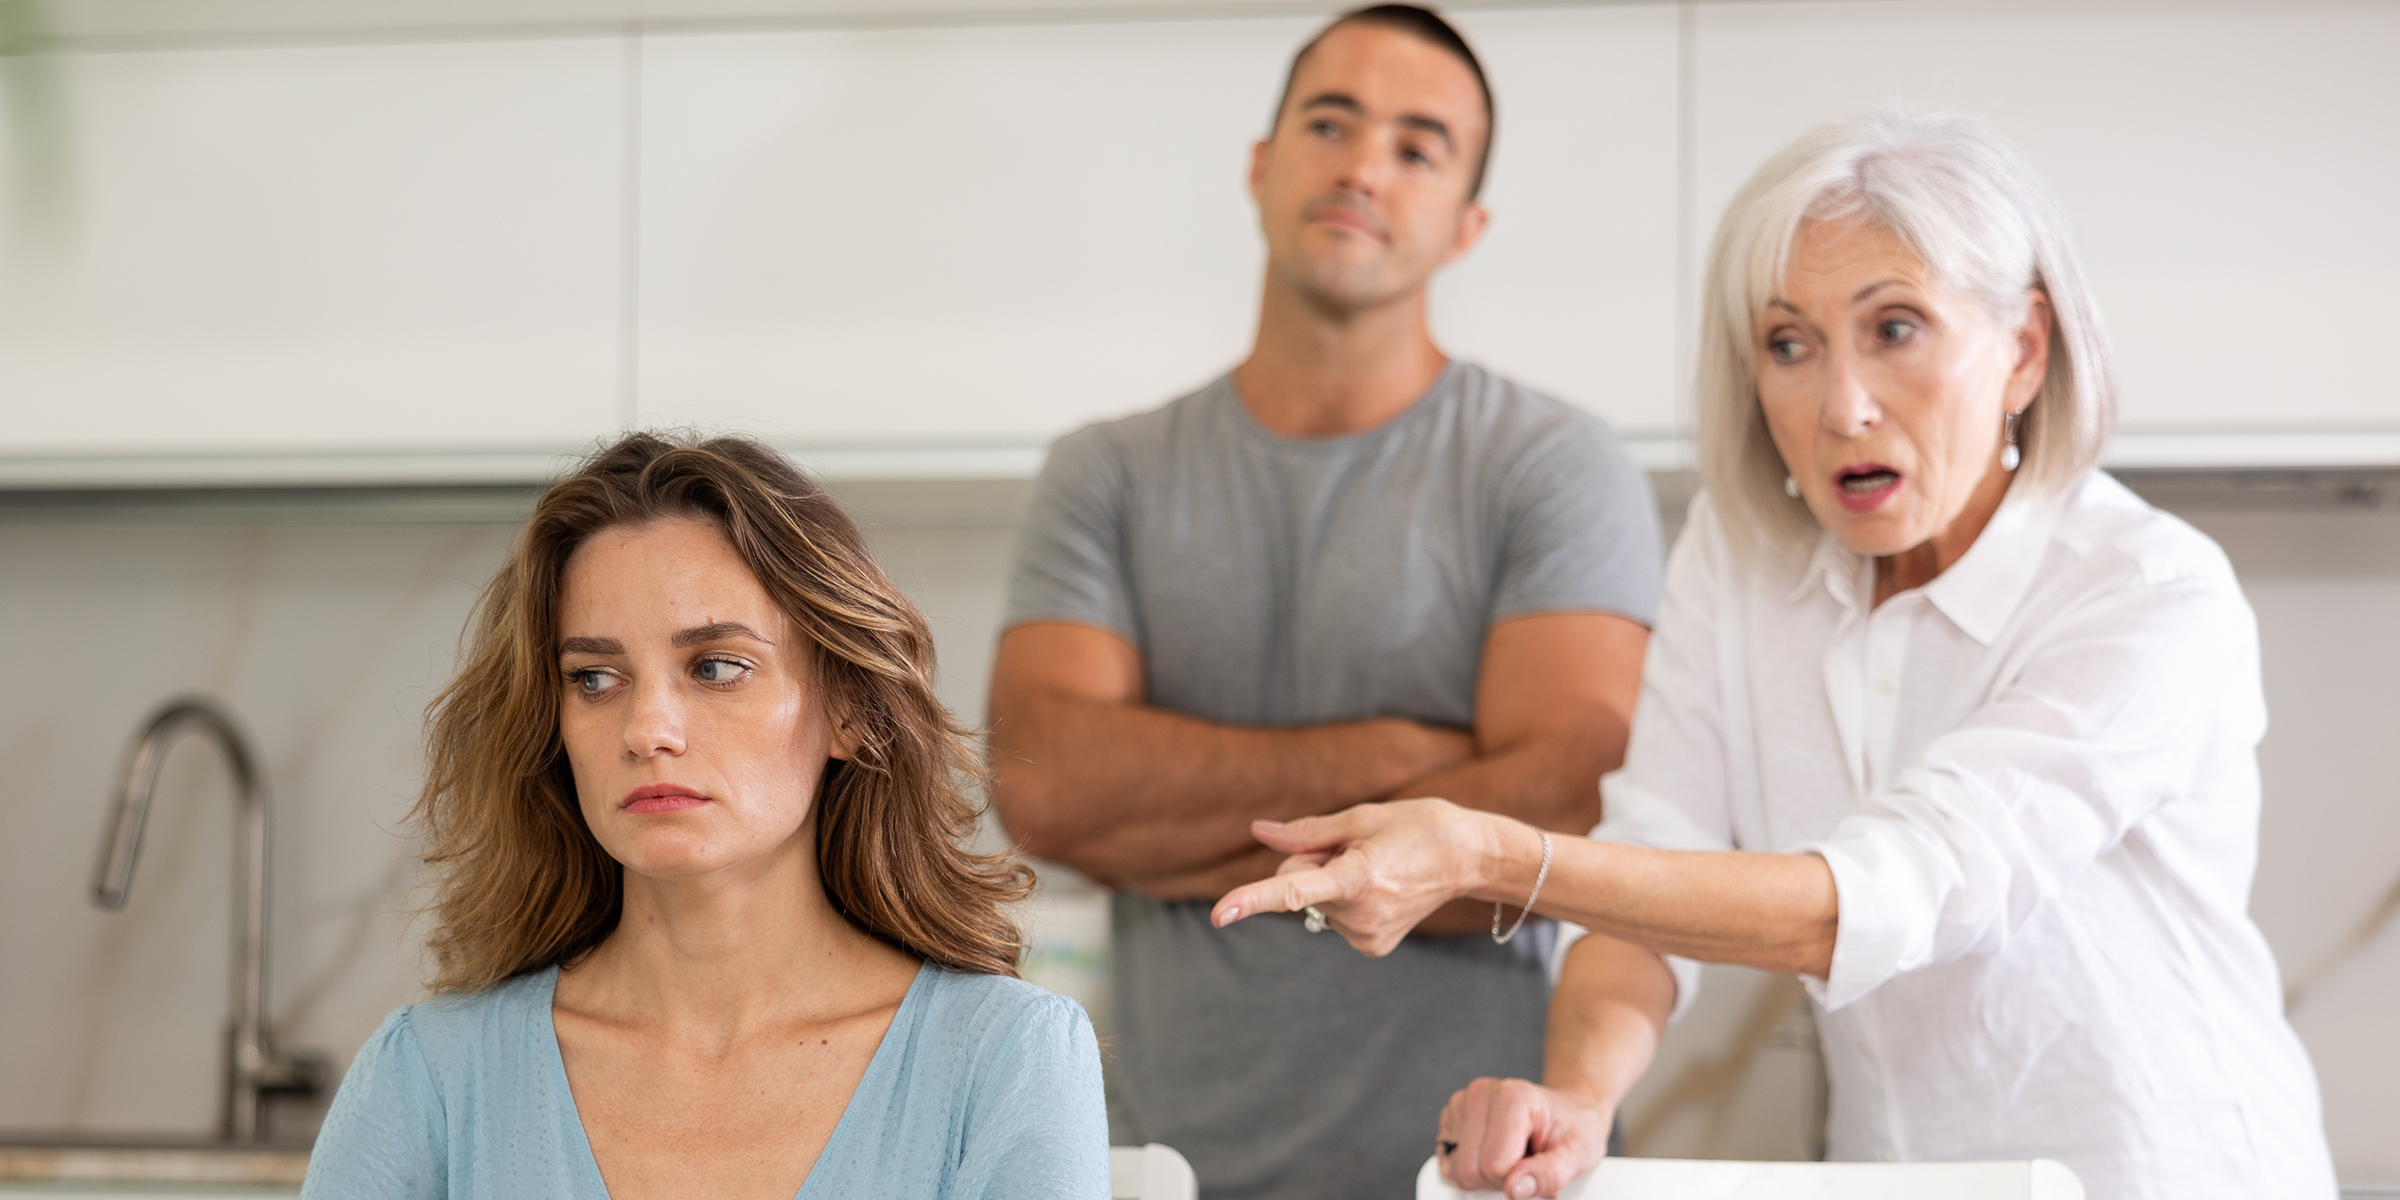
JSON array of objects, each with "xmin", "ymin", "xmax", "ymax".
[{"xmin": 989, "ymin": 8, "xmax": 1660, "ymax": 1199}]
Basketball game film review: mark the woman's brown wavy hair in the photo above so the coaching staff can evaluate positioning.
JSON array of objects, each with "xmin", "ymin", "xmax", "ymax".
[{"xmin": 410, "ymin": 431, "xmax": 1030, "ymax": 994}]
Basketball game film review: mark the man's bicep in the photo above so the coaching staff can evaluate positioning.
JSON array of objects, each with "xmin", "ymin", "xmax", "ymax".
[
  {"xmin": 991, "ymin": 621, "xmax": 1146, "ymax": 707},
  {"xmin": 987, "ymin": 622, "xmax": 1148, "ymax": 863},
  {"xmin": 1474, "ymin": 611, "xmax": 1648, "ymax": 753}
]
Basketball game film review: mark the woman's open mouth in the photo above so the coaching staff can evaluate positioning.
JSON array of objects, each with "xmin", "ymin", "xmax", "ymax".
[{"xmin": 1834, "ymin": 466, "xmax": 1901, "ymax": 513}]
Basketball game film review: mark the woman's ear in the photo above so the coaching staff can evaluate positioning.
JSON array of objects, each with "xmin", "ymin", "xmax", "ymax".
[
  {"xmin": 2008, "ymin": 288, "xmax": 2056, "ymax": 410},
  {"xmin": 825, "ymin": 702, "xmax": 862, "ymax": 763}
]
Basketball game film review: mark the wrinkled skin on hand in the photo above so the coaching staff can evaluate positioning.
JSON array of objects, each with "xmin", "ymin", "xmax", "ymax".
[{"xmin": 1209, "ymin": 797, "xmax": 1494, "ymax": 955}]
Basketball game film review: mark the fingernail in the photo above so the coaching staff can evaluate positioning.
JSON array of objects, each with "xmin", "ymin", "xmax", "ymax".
[
  {"xmin": 1255, "ymin": 819, "xmax": 1284, "ymax": 830},
  {"xmin": 1509, "ymin": 1178, "xmax": 1536, "ymax": 1199},
  {"xmin": 1214, "ymin": 906, "xmax": 1239, "ymax": 926}
]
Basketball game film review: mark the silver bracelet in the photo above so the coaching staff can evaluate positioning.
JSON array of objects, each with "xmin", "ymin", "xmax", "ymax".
[{"xmin": 1492, "ymin": 827, "xmax": 1553, "ymax": 945}]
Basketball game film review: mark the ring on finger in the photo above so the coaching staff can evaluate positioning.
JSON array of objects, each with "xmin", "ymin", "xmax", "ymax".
[
  {"xmin": 1303, "ymin": 905, "xmax": 1328, "ymax": 933},
  {"xmin": 1438, "ymin": 1139, "xmax": 1459, "ymax": 1156}
]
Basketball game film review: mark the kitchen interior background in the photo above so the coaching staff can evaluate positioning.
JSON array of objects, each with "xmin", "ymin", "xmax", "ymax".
[{"xmin": 0, "ymin": 0, "xmax": 2394, "ymax": 1188}]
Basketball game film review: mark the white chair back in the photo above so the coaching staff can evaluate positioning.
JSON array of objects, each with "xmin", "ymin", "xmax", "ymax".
[
  {"xmin": 1415, "ymin": 1155, "xmax": 2084, "ymax": 1199},
  {"xmin": 1110, "ymin": 1143, "xmax": 1198, "ymax": 1200}
]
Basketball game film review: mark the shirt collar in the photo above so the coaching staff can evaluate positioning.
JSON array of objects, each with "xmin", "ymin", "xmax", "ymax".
[
  {"xmin": 1783, "ymin": 479, "xmax": 2067, "ymax": 645},
  {"xmin": 1788, "ymin": 528, "xmax": 1861, "ymax": 609}
]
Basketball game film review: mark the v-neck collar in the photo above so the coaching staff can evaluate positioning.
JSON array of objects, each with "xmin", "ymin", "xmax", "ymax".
[{"xmin": 539, "ymin": 960, "xmax": 937, "ymax": 1200}]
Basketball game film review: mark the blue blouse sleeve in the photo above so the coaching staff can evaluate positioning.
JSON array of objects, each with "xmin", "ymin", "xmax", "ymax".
[
  {"xmin": 953, "ymin": 992, "xmax": 1111, "ymax": 1200},
  {"xmin": 301, "ymin": 1007, "xmax": 447, "ymax": 1200}
]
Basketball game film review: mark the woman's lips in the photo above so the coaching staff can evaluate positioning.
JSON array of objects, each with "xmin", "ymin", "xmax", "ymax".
[
  {"xmin": 621, "ymin": 783, "xmax": 710, "ymax": 814},
  {"xmin": 1834, "ymin": 465, "xmax": 1902, "ymax": 514}
]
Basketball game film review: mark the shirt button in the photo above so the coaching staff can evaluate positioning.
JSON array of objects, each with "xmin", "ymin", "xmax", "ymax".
[{"xmin": 1876, "ymin": 679, "xmax": 1894, "ymax": 696}]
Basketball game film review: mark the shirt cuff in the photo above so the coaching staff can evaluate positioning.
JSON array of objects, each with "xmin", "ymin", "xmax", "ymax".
[
  {"xmin": 1547, "ymin": 920, "xmax": 1585, "ymax": 986},
  {"xmin": 1547, "ymin": 920, "xmax": 1704, "ymax": 1026},
  {"xmin": 1795, "ymin": 823, "xmax": 1942, "ymax": 1011},
  {"xmin": 1661, "ymin": 954, "xmax": 1703, "ymax": 1025}
]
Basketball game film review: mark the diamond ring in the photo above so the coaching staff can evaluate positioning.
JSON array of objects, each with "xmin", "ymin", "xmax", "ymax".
[{"xmin": 1303, "ymin": 905, "xmax": 1328, "ymax": 933}]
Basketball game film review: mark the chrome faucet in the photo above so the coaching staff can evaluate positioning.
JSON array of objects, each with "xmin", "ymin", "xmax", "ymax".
[{"xmin": 90, "ymin": 695, "xmax": 324, "ymax": 1141}]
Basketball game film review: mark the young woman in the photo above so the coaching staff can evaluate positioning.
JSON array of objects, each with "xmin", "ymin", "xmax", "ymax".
[{"xmin": 304, "ymin": 432, "xmax": 1109, "ymax": 1199}]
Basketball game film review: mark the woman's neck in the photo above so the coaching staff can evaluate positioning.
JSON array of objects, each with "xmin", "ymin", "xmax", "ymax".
[
  {"xmin": 1874, "ymin": 458, "xmax": 2019, "ymax": 606},
  {"xmin": 560, "ymin": 830, "xmax": 917, "ymax": 1041}
]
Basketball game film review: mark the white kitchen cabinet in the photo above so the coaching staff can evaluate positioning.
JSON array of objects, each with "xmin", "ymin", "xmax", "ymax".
[
  {"xmin": 0, "ymin": 37, "xmax": 626, "ymax": 455},
  {"xmin": 4, "ymin": 0, "xmax": 2395, "ymax": 484},
  {"xmin": 1433, "ymin": 6, "xmax": 1683, "ymax": 437},
  {"xmin": 631, "ymin": 8, "xmax": 1684, "ymax": 447},
  {"xmin": 1689, "ymin": 0, "xmax": 2400, "ymax": 436},
  {"xmin": 630, "ymin": 17, "xmax": 1298, "ymax": 448}
]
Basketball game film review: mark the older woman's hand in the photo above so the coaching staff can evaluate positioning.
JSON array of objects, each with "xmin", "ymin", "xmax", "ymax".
[
  {"xmin": 1440, "ymin": 1077, "xmax": 1614, "ymax": 1199},
  {"xmin": 1210, "ymin": 797, "xmax": 1510, "ymax": 956}
]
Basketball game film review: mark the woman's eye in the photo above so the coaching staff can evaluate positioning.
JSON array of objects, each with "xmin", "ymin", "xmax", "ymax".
[
  {"xmin": 1767, "ymin": 336, "xmax": 1805, "ymax": 363},
  {"xmin": 1309, "ymin": 119, "xmax": 1341, "ymax": 138},
  {"xmin": 1877, "ymin": 317, "xmax": 1918, "ymax": 345},
  {"xmin": 694, "ymin": 658, "xmax": 749, "ymax": 685},
  {"xmin": 570, "ymin": 669, "xmax": 617, "ymax": 696}
]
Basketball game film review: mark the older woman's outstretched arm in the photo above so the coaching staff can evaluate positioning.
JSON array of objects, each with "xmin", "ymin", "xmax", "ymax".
[{"xmin": 1210, "ymin": 798, "xmax": 1838, "ymax": 977}]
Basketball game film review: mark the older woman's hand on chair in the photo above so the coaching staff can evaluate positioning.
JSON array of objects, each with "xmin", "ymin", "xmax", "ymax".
[
  {"xmin": 1209, "ymin": 797, "xmax": 1522, "ymax": 955},
  {"xmin": 1440, "ymin": 1077, "xmax": 1613, "ymax": 1199}
]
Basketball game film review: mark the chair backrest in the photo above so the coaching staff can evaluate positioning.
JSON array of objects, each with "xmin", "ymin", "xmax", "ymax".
[
  {"xmin": 1414, "ymin": 1155, "xmax": 2084, "ymax": 1200},
  {"xmin": 1110, "ymin": 1143, "xmax": 1198, "ymax": 1200}
]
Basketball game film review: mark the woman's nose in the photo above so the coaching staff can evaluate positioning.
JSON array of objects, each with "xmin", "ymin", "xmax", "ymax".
[
  {"xmin": 1820, "ymin": 353, "xmax": 1880, "ymax": 437},
  {"xmin": 621, "ymin": 681, "xmax": 687, "ymax": 759}
]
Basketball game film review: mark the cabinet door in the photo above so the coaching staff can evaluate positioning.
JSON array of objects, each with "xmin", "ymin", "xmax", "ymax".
[
  {"xmin": 0, "ymin": 38, "xmax": 626, "ymax": 454},
  {"xmin": 1436, "ymin": 6, "xmax": 1682, "ymax": 439},
  {"xmin": 634, "ymin": 11, "xmax": 1681, "ymax": 448},
  {"xmin": 1691, "ymin": 0, "xmax": 2400, "ymax": 435}
]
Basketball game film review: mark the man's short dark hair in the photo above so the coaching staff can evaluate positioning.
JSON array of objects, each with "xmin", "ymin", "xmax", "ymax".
[{"xmin": 1269, "ymin": 4, "xmax": 1496, "ymax": 200}]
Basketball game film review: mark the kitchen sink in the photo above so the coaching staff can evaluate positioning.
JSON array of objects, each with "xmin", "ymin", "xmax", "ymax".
[{"xmin": 0, "ymin": 1133, "xmax": 305, "ymax": 1196}]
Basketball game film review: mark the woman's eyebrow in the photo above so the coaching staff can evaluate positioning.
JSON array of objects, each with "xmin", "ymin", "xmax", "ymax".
[
  {"xmin": 673, "ymin": 621, "xmax": 774, "ymax": 648},
  {"xmin": 1852, "ymin": 278, "xmax": 1908, "ymax": 304},
  {"xmin": 559, "ymin": 636, "xmax": 623, "ymax": 656}
]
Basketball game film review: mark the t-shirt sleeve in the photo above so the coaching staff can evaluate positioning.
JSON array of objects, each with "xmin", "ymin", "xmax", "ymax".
[
  {"xmin": 954, "ymin": 992, "xmax": 1112, "ymax": 1199},
  {"xmin": 1490, "ymin": 413, "xmax": 1663, "ymax": 627},
  {"xmin": 301, "ymin": 1008, "xmax": 446, "ymax": 1200},
  {"xmin": 1002, "ymin": 426, "xmax": 1143, "ymax": 647}
]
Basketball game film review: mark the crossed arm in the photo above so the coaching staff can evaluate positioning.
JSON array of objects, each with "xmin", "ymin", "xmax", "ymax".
[{"xmin": 986, "ymin": 611, "xmax": 1648, "ymax": 929}]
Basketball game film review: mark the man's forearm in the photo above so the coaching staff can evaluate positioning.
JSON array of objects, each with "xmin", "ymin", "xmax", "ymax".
[
  {"xmin": 992, "ymin": 689, "xmax": 1473, "ymax": 880},
  {"xmin": 1116, "ymin": 844, "xmax": 1288, "ymax": 901},
  {"xmin": 1379, "ymin": 726, "xmax": 1614, "ymax": 931},
  {"xmin": 1122, "ymin": 732, "xmax": 1595, "ymax": 904}
]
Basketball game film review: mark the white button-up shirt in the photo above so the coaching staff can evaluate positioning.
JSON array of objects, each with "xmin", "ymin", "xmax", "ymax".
[{"xmin": 1592, "ymin": 472, "xmax": 2334, "ymax": 1199}]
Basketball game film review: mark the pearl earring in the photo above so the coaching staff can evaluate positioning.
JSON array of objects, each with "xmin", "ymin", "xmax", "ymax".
[
  {"xmin": 1784, "ymin": 475, "xmax": 1801, "ymax": 499},
  {"xmin": 2001, "ymin": 409, "xmax": 2024, "ymax": 472}
]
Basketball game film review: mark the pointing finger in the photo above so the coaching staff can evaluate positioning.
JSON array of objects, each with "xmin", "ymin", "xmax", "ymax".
[{"xmin": 1211, "ymin": 860, "xmax": 1355, "ymax": 929}]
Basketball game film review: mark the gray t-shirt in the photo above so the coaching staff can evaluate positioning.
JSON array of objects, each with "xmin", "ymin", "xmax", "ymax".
[{"xmin": 1003, "ymin": 361, "xmax": 1661, "ymax": 1200}]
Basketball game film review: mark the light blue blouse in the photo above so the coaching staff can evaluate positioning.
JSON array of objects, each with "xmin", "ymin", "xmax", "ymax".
[{"xmin": 302, "ymin": 962, "xmax": 1110, "ymax": 1199}]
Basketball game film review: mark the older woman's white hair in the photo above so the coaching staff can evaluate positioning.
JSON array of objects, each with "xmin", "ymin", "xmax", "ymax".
[{"xmin": 1696, "ymin": 112, "xmax": 2116, "ymax": 558}]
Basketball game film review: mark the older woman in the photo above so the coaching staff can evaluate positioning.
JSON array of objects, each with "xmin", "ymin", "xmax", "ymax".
[
  {"xmin": 304, "ymin": 433, "xmax": 1109, "ymax": 1199},
  {"xmin": 1214, "ymin": 114, "xmax": 2335, "ymax": 1199}
]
